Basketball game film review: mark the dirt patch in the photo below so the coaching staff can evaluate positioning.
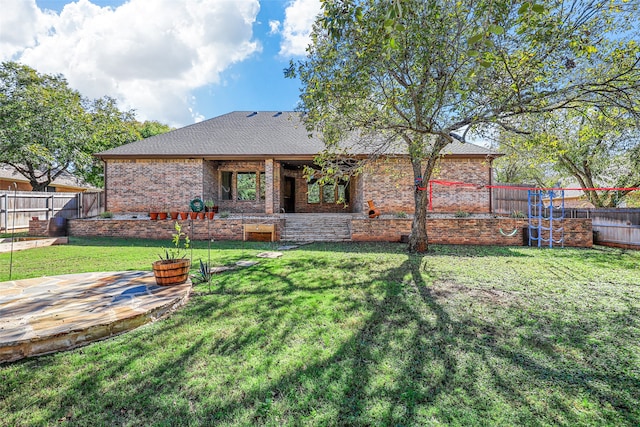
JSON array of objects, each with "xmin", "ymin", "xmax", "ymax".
[{"xmin": 428, "ymin": 281, "xmax": 520, "ymax": 306}]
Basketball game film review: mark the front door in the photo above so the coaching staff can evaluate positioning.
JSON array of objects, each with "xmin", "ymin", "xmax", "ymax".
[{"xmin": 284, "ymin": 177, "xmax": 295, "ymax": 213}]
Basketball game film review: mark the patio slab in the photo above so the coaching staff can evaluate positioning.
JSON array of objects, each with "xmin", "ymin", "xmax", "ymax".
[{"xmin": 0, "ymin": 271, "xmax": 191, "ymax": 363}]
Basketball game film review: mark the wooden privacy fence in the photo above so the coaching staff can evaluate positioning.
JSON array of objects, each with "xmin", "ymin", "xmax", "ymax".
[
  {"xmin": 565, "ymin": 208, "xmax": 640, "ymax": 248},
  {"xmin": 0, "ymin": 191, "xmax": 104, "ymax": 232},
  {"xmin": 491, "ymin": 183, "xmax": 530, "ymax": 215}
]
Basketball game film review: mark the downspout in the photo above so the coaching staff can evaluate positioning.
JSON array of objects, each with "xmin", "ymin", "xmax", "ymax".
[
  {"xmin": 103, "ymin": 160, "xmax": 108, "ymax": 212},
  {"xmin": 489, "ymin": 158, "xmax": 493, "ymax": 213},
  {"xmin": 489, "ymin": 159, "xmax": 494, "ymax": 213}
]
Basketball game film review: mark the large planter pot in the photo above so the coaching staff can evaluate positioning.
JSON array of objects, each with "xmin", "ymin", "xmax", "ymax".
[{"xmin": 152, "ymin": 259, "xmax": 191, "ymax": 286}]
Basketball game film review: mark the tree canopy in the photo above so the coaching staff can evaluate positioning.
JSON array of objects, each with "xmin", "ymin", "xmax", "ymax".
[
  {"xmin": 0, "ymin": 62, "xmax": 145, "ymax": 190},
  {"xmin": 290, "ymin": 0, "xmax": 640, "ymax": 251},
  {"xmin": 493, "ymin": 107, "xmax": 640, "ymax": 207}
]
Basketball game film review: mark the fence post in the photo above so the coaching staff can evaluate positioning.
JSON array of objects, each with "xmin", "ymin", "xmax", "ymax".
[
  {"xmin": 77, "ymin": 192, "xmax": 82, "ymax": 218},
  {"xmin": 1, "ymin": 193, "xmax": 6, "ymax": 232}
]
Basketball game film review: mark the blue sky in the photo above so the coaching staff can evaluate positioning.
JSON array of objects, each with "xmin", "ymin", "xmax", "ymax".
[{"xmin": 1, "ymin": 0, "xmax": 321, "ymax": 127}]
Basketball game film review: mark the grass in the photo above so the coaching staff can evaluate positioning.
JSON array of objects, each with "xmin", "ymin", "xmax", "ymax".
[{"xmin": 1, "ymin": 239, "xmax": 639, "ymax": 426}]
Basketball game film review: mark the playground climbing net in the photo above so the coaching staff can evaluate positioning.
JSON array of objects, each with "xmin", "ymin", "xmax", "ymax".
[{"xmin": 527, "ymin": 189, "xmax": 565, "ymax": 248}]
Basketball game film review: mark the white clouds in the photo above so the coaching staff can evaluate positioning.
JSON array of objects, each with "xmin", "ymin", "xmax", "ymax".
[
  {"xmin": 268, "ymin": 20, "xmax": 280, "ymax": 35},
  {"xmin": 0, "ymin": 0, "xmax": 261, "ymax": 126},
  {"xmin": 278, "ymin": 0, "xmax": 321, "ymax": 57}
]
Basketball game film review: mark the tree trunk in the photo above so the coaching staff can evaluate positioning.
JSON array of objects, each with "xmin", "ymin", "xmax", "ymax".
[
  {"xmin": 30, "ymin": 181, "xmax": 50, "ymax": 192},
  {"xmin": 408, "ymin": 157, "xmax": 434, "ymax": 253},
  {"xmin": 407, "ymin": 135, "xmax": 450, "ymax": 253},
  {"xmin": 409, "ymin": 188, "xmax": 429, "ymax": 252}
]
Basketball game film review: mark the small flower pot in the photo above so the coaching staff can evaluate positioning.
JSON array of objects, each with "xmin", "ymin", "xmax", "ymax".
[
  {"xmin": 149, "ymin": 212, "xmax": 159, "ymax": 220},
  {"xmin": 189, "ymin": 212, "xmax": 198, "ymax": 220},
  {"xmin": 169, "ymin": 212, "xmax": 179, "ymax": 220},
  {"xmin": 179, "ymin": 212, "xmax": 188, "ymax": 220},
  {"xmin": 158, "ymin": 212, "xmax": 168, "ymax": 220},
  {"xmin": 197, "ymin": 212, "xmax": 205, "ymax": 220},
  {"xmin": 206, "ymin": 211, "xmax": 215, "ymax": 220}
]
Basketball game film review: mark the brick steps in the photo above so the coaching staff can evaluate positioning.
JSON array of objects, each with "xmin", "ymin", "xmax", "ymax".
[{"xmin": 281, "ymin": 215, "xmax": 352, "ymax": 242}]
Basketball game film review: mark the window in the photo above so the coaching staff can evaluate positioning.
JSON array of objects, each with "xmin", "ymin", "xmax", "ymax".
[
  {"xmin": 221, "ymin": 171, "xmax": 232, "ymax": 200},
  {"xmin": 323, "ymin": 184, "xmax": 336, "ymax": 203},
  {"xmin": 307, "ymin": 180, "xmax": 320, "ymax": 204},
  {"xmin": 237, "ymin": 172, "xmax": 257, "ymax": 201},
  {"xmin": 337, "ymin": 180, "xmax": 349, "ymax": 204}
]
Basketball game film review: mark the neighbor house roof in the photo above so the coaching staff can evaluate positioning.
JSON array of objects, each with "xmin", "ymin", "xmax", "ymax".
[
  {"xmin": 0, "ymin": 164, "xmax": 96, "ymax": 191},
  {"xmin": 96, "ymin": 111, "xmax": 499, "ymax": 159}
]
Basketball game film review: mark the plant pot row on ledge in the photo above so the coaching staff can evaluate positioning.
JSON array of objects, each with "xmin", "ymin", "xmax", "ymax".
[{"xmin": 149, "ymin": 211, "xmax": 216, "ymax": 221}]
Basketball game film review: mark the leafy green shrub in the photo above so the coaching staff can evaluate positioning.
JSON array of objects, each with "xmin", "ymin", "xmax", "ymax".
[
  {"xmin": 454, "ymin": 210, "xmax": 470, "ymax": 218},
  {"xmin": 99, "ymin": 211, "xmax": 113, "ymax": 219}
]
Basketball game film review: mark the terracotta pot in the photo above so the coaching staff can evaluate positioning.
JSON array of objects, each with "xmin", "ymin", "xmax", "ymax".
[
  {"xmin": 179, "ymin": 212, "xmax": 188, "ymax": 220},
  {"xmin": 197, "ymin": 212, "xmax": 205, "ymax": 220},
  {"xmin": 149, "ymin": 212, "xmax": 159, "ymax": 220},
  {"xmin": 189, "ymin": 212, "xmax": 198, "ymax": 219},
  {"xmin": 169, "ymin": 212, "xmax": 179, "ymax": 220},
  {"xmin": 152, "ymin": 259, "xmax": 191, "ymax": 286},
  {"xmin": 206, "ymin": 211, "xmax": 215, "ymax": 220},
  {"xmin": 158, "ymin": 212, "xmax": 168, "ymax": 220}
]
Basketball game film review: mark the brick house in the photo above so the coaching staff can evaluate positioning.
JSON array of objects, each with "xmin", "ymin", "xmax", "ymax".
[{"xmin": 96, "ymin": 111, "xmax": 500, "ymax": 216}]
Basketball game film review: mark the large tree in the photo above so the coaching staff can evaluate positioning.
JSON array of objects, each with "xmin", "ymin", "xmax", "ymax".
[
  {"xmin": 494, "ymin": 108, "xmax": 640, "ymax": 207},
  {"xmin": 0, "ymin": 62, "xmax": 139, "ymax": 190},
  {"xmin": 290, "ymin": 0, "xmax": 640, "ymax": 252}
]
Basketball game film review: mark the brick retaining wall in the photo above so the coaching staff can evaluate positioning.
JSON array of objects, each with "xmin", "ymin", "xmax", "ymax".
[
  {"xmin": 41, "ymin": 216, "xmax": 592, "ymax": 247},
  {"xmin": 66, "ymin": 218, "xmax": 283, "ymax": 241},
  {"xmin": 351, "ymin": 218, "xmax": 592, "ymax": 247}
]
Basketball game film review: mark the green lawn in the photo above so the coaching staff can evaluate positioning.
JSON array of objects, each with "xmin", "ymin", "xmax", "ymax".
[{"xmin": 1, "ymin": 238, "xmax": 639, "ymax": 426}]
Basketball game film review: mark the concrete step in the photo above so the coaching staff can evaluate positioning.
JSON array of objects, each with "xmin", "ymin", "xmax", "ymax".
[{"xmin": 281, "ymin": 215, "xmax": 352, "ymax": 242}]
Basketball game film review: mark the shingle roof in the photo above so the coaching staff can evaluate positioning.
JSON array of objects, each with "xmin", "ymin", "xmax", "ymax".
[
  {"xmin": 0, "ymin": 164, "xmax": 95, "ymax": 190},
  {"xmin": 97, "ymin": 111, "xmax": 499, "ymax": 158}
]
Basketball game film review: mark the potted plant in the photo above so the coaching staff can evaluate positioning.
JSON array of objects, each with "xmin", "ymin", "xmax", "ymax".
[
  {"xmin": 152, "ymin": 222, "xmax": 191, "ymax": 285},
  {"xmin": 149, "ymin": 208, "xmax": 159, "ymax": 220},
  {"xmin": 205, "ymin": 199, "xmax": 218, "ymax": 213}
]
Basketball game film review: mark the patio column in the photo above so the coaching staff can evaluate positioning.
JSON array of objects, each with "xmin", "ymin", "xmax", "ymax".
[{"xmin": 265, "ymin": 158, "xmax": 278, "ymax": 214}]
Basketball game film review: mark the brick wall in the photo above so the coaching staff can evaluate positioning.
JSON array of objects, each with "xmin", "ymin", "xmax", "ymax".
[
  {"xmin": 351, "ymin": 217, "xmax": 592, "ymax": 247},
  {"xmin": 431, "ymin": 158, "xmax": 492, "ymax": 213},
  {"xmin": 105, "ymin": 155, "xmax": 494, "ymax": 216},
  {"xmin": 28, "ymin": 219, "xmax": 49, "ymax": 236},
  {"xmin": 68, "ymin": 217, "xmax": 284, "ymax": 241},
  {"xmin": 106, "ymin": 159, "xmax": 204, "ymax": 213},
  {"xmin": 362, "ymin": 157, "xmax": 493, "ymax": 215}
]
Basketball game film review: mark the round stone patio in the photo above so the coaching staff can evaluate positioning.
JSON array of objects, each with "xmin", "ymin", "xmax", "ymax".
[{"xmin": 0, "ymin": 271, "xmax": 191, "ymax": 363}]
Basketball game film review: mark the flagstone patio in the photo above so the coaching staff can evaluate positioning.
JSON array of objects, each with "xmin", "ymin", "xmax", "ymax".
[{"xmin": 0, "ymin": 271, "xmax": 191, "ymax": 363}]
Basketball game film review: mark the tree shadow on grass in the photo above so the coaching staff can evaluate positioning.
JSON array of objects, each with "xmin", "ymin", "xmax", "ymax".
[{"xmin": 2, "ymin": 252, "xmax": 639, "ymax": 425}]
